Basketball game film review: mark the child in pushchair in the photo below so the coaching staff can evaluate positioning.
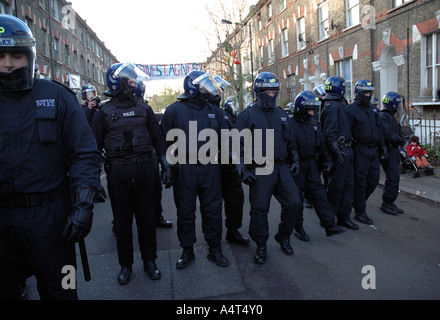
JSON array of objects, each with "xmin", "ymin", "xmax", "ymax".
[{"xmin": 404, "ymin": 135, "xmax": 434, "ymax": 177}]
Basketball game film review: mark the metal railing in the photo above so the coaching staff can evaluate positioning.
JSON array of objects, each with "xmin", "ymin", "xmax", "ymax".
[{"xmin": 406, "ymin": 112, "xmax": 440, "ymax": 148}]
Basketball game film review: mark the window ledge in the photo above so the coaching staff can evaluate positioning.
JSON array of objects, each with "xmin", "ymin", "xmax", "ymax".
[
  {"xmin": 317, "ymin": 35, "xmax": 329, "ymax": 43},
  {"xmin": 387, "ymin": 0, "xmax": 416, "ymax": 14},
  {"xmin": 342, "ymin": 22, "xmax": 361, "ymax": 33}
]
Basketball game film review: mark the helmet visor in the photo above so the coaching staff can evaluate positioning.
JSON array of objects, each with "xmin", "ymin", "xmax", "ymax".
[
  {"xmin": 213, "ymin": 75, "xmax": 231, "ymax": 92},
  {"xmin": 194, "ymin": 73, "xmax": 223, "ymax": 100},
  {"xmin": 112, "ymin": 62, "xmax": 150, "ymax": 85},
  {"xmin": 84, "ymin": 90, "xmax": 96, "ymax": 101}
]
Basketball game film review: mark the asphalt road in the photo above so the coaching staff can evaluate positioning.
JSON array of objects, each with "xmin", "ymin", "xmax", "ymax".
[{"xmin": 26, "ymin": 172, "xmax": 440, "ymax": 302}]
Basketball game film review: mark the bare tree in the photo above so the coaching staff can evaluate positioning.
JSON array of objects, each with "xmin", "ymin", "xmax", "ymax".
[{"xmin": 203, "ymin": 0, "xmax": 254, "ymax": 111}]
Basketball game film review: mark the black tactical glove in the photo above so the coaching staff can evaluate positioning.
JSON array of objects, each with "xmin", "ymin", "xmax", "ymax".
[
  {"xmin": 63, "ymin": 186, "xmax": 96, "ymax": 244},
  {"xmin": 380, "ymin": 144, "xmax": 389, "ymax": 160},
  {"xmin": 330, "ymin": 140, "xmax": 346, "ymax": 166},
  {"xmin": 289, "ymin": 150, "xmax": 300, "ymax": 177},
  {"xmin": 94, "ymin": 185, "xmax": 107, "ymax": 203},
  {"xmin": 160, "ymin": 155, "xmax": 175, "ymax": 189},
  {"xmin": 322, "ymin": 152, "xmax": 333, "ymax": 173},
  {"xmin": 236, "ymin": 163, "xmax": 257, "ymax": 185}
]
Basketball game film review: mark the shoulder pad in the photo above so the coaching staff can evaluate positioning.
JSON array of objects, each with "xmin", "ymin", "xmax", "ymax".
[{"xmin": 50, "ymin": 80, "xmax": 76, "ymax": 96}]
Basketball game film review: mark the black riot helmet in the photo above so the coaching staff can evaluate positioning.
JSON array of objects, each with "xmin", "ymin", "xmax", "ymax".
[
  {"xmin": 0, "ymin": 14, "xmax": 37, "ymax": 92},
  {"xmin": 292, "ymin": 90, "xmax": 321, "ymax": 121},
  {"xmin": 254, "ymin": 72, "xmax": 280, "ymax": 109},
  {"xmin": 354, "ymin": 79, "xmax": 375, "ymax": 105},
  {"xmin": 180, "ymin": 70, "xmax": 223, "ymax": 102},
  {"xmin": 380, "ymin": 92, "xmax": 402, "ymax": 114},
  {"xmin": 312, "ymin": 84, "xmax": 326, "ymax": 99},
  {"xmin": 106, "ymin": 62, "xmax": 149, "ymax": 100},
  {"xmin": 81, "ymin": 84, "xmax": 97, "ymax": 101}
]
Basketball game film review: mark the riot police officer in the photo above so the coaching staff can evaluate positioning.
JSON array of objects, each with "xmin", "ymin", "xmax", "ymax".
[
  {"xmin": 160, "ymin": 70, "xmax": 230, "ymax": 269},
  {"xmin": 320, "ymin": 76, "xmax": 358, "ymax": 230},
  {"xmin": 134, "ymin": 81, "xmax": 173, "ymax": 229},
  {"xmin": 81, "ymin": 84, "xmax": 101, "ymax": 126},
  {"xmin": 379, "ymin": 92, "xmax": 406, "ymax": 215},
  {"xmin": 235, "ymin": 72, "xmax": 302, "ymax": 264},
  {"xmin": 224, "ymin": 99, "xmax": 238, "ymax": 123},
  {"xmin": 346, "ymin": 80, "xmax": 387, "ymax": 225},
  {"xmin": 0, "ymin": 15, "xmax": 100, "ymax": 300},
  {"xmin": 313, "ymin": 84, "xmax": 330, "ymax": 189},
  {"xmin": 92, "ymin": 62, "xmax": 173, "ymax": 284},
  {"xmin": 209, "ymin": 80, "xmax": 248, "ymax": 246},
  {"xmin": 288, "ymin": 91, "xmax": 346, "ymax": 241}
]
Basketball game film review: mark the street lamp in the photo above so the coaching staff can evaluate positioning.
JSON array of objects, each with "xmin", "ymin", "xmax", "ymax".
[{"xmin": 221, "ymin": 19, "xmax": 254, "ymax": 101}]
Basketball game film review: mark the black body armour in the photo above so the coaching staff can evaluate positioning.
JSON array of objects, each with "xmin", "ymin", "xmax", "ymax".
[{"xmin": 101, "ymin": 101, "xmax": 153, "ymax": 158}]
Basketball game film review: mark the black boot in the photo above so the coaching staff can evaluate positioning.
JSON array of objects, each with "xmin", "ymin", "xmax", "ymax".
[
  {"xmin": 325, "ymin": 224, "xmax": 347, "ymax": 237},
  {"xmin": 118, "ymin": 266, "xmax": 132, "ymax": 285},
  {"xmin": 144, "ymin": 260, "xmax": 161, "ymax": 280},
  {"xmin": 337, "ymin": 218, "xmax": 359, "ymax": 230},
  {"xmin": 156, "ymin": 215, "xmax": 173, "ymax": 228},
  {"xmin": 226, "ymin": 229, "xmax": 250, "ymax": 246},
  {"xmin": 207, "ymin": 245, "xmax": 229, "ymax": 267},
  {"xmin": 380, "ymin": 202, "xmax": 398, "ymax": 215},
  {"xmin": 274, "ymin": 233, "xmax": 294, "ymax": 255},
  {"xmin": 294, "ymin": 227, "xmax": 310, "ymax": 242},
  {"xmin": 176, "ymin": 247, "xmax": 195, "ymax": 269},
  {"xmin": 390, "ymin": 203, "xmax": 404, "ymax": 214},
  {"xmin": 254, "ymin": 244, "xmax": 267, "ymax": 264},
  {"xmin": 354, "ymin": 212, "xmax": 373, "ymax": 225}
]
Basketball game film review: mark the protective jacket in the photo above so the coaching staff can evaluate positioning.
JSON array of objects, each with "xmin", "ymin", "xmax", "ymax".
[{"xmin": 92, "ymin": 96, "xmax": 167, "ymax": 159}]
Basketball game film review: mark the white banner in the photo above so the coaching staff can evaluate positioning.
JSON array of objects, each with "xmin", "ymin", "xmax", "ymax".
[{"xmin": 135, "ymin": 63, "xmax": 204, "ymax": 80}]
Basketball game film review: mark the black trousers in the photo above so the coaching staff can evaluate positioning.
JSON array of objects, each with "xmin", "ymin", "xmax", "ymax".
[
  {"xmin": 248, "ymin": 164, "xmax": 302, "ymax": 245},
  {"xmin": 152, "ymin": 154, "xmax": 163, "ymax": 220},
  {"xmin": 220, "ymin": 164, "xmax": 244, "ymax": 231},
  {"xmin": 381, "ymin": 147, "xmax": 401, "ymax": 204},
  {"xmin": 173, "ymin": 164, "xmax": 223, "ymax": 248},
  {"xmin": 0, "ymin": 198, "xmax": 77, "ymax": 300},
  {"xmin": 352, "ymin": 146, "xmax": 380, "ymax": 214},
  {"xmin": 327, "ymin": 147, "xmax": 354, "ymax": 222},
  {"xmin": 294, "ymin": 159, "xmax": 336, "ymax": 229},
  {"xmin": 107, "ymin": 160, "xmax": 159, "ymax": 266}
]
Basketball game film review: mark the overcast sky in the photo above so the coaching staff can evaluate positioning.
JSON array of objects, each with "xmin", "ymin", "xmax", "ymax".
[{"xmin": 70, "ymin": 0, "xmax": 255, "ymax": 94}]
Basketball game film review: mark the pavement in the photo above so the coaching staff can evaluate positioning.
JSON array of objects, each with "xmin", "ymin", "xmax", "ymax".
[
  {"xmin": 24, "ymin": 164, "xmax": 440, "ymax": 304},
  {"xmin": 379, "ymin": 165, "xmax": 440, "ymax": 204}
]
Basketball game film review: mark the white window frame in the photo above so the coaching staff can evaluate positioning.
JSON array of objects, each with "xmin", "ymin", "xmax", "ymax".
[
  {"xmin": 279, "ymin": 0, "xmax": 287, "ymax": 12},
  {"xmin": 296, "ymin": 17, "xmax": 306, "ymax": 51},
  {"xmin": 64, "ymin": 44, "xmax": 70, "ymax": 67},
  {"xmin": 50, "ymin": 0, "xmax": 59, "ymax": 21},
  {"xmin": 346, "ymin": 0, "xmax": 360, "ymax": 28},
  {"xmin": 422, "ymin": 32, "xmax": 440, "ymax": 99},
  {"xmin": 281, "ymin": 28, "xmax": 289, "ymax": 57},
  {"xmin": 258, "ymin": 45, "xmax": 264, "ymax": 69},
  {"xmin": 288, "ymin": 74, "xmax": 296, "ymax": 102},
  {"xmin": 319, "ymin": 3, "xmax": 329, "ymax": 41},
  {"xmin": 336, "ymin": 58, "xmax": 353, "ymax": 102},
  {"xmin": 268, "ymin": 38, "xmax": 274, "ymax": 64},
  {"xmin": 267, "ymin": 3, "xmax": 272, "ymax": 24},
  {"xmin": 0, "ymin": 2, "xmax": 10, "ymax": 14},
  {"xmin": 393, "ymin": 0, "xmax": 412, "ymax": 8},
  {"xmin": 41, "ymin": 29, "xmax": 48, "ymax": 56},
  {"xmin": 53, "ymin": 38, "xmax": 60, "ymax": 62}
]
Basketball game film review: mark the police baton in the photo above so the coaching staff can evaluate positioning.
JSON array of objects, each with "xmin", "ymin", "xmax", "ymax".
[{"xmin": 78, "ymin": 239, "xmax": 91, "ymax": 282}]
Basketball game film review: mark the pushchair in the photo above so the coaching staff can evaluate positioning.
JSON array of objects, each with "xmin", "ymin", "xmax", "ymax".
[{"xmin": 399, "ymin": 120, "xmax": 434, "ymax": 177}]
